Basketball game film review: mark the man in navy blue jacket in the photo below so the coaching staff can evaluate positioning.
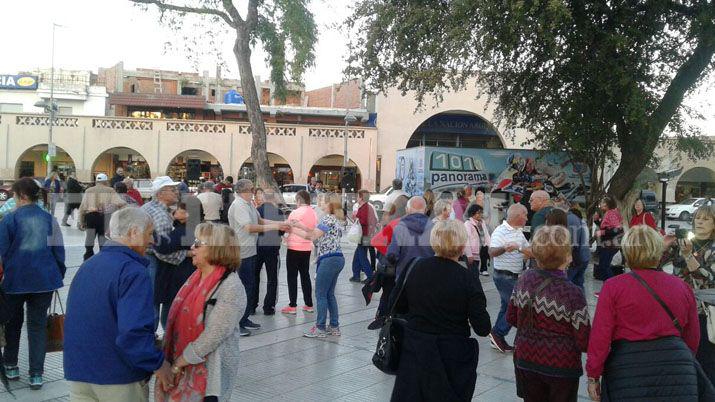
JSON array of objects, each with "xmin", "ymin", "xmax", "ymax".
[{"xmin": 64, "ymin": 207, "xmax": 174, "ymax": 401}]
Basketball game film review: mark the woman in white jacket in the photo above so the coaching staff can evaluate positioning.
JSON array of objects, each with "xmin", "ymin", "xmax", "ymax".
[{"xmin": 464, "ymin": 204, "xmax": 492, "ymax": 277}]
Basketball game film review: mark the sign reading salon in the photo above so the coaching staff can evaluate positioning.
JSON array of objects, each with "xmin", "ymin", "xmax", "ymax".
[{"xmin": 0, "ymin": 74, "xmax": 38, "ymax": 90}]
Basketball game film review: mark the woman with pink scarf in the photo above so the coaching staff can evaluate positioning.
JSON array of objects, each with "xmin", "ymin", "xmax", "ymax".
[{"xmin": 595, "ymin": 197, "xmax": 624, "ymax": 286}]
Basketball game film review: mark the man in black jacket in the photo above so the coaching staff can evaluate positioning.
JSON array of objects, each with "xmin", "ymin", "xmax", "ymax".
[
  {"xmin": 251, "ymin": 189, "xmax": 285, "ymax": 315},
  {"xmin": 62, "ymin": 172, "xmax": 84, "ymax": 227}
]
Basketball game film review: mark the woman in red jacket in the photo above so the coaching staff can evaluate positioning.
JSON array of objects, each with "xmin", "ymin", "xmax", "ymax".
[{"xmin": 629, "ymin": 198, "xmax": 657, "ymax": 231}]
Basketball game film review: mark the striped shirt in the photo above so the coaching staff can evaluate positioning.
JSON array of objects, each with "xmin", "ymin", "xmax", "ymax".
[
  {"xmin": 490, "ymin": 220, "xmax": 529, "ymax": 274},
  {"xmin": 142, "ymin": 200, "xmax": 187, "ymax": 266}
]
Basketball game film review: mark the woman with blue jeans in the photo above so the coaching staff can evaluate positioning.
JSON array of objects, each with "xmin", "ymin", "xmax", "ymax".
[
  {"xmin": 0, "ymin": 178, "xmax": 65, "ymax": 390},
  {"xmin": 289, "ymin": 193, "xmax": 346, "ymax": 338}
]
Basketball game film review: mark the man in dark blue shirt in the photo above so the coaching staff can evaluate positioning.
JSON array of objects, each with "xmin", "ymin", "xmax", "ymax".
[{"xmin": 64, "ymin": 207, "xmax": 174, "ymax": 400}]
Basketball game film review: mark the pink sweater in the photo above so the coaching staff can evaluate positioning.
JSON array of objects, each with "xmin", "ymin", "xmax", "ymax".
[
  {"xmin": 286, "ymin": 206, "xmax": 317, "ymax": 251},
  {"xmin": 464, "ymin": 218, "xmax": 491, "ymax": 259}
]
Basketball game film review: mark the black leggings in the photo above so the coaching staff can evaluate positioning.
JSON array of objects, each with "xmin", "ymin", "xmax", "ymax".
[
  {"xmin": 479, "ymin": 246, "xmax": 490, "ymax": 272},
  {"xmin": 204, "ymin": 397, "xmax": 218, "ymax": 402},
  {"xmin": 286, "ymin": 249, "xmax": 313, "ymax": 307}
]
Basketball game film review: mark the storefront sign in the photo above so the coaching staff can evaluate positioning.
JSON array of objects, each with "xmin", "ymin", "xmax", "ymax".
[{"xmin": 0, "ymin": 74, "xmax": 38, "ymax": 90}]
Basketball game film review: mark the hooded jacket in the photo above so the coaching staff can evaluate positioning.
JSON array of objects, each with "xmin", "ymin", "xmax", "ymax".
[{"xmin": 386, "ymin": 213, "xmax": 435, "ymax": 276}]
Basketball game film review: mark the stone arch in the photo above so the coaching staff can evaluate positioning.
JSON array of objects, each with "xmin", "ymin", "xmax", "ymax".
[
  {"xmin": 14, "ymin": 144, "xmax": 77, "ymax": 179},
  {"xmin": 239, "ymin": 153, "xmax": 295, "ymax": 187},
  {"xmin": 164, "ymin": 149, "xmax": 226, "ymax": 183},
  {"xmin": 90, "ymin": 147, "xmax": 152, "ymax": 180},
  {"xmin": 406, "ymin": 110, "xmax": 505, "ymax": 149},
  {"xmin": 308, "ymin": 154, "xmax": 362, "ymax": 192},
  {"xmin": 675, "ymin": 167, "xmax": 715, "ymax": 202}
]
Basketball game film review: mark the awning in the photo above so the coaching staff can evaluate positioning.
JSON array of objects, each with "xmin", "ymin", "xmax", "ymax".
[{"xmin": 109, "ymin": 93, "xmax": 206, "ymax": 109}]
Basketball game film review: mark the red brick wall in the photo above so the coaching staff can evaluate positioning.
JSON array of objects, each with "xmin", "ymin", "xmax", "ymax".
[
  {"xmin": 123, "ymin": 77, "xmax": 178, "ymax": 94},
  {"xmin": 306, "ymin": 80, "xmax": 361, "ymax": 108}
]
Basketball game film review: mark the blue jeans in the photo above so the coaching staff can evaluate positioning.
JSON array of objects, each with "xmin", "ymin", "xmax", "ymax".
[
  {"xmin": 351, "ymin": 244, "xmax": 373, "ymax": 280},
  {"xmin": 146, "ymin": 254, "xmax": 160, "ymax": 331},
  {"xmin": 315, "ymin": 255, "xmax": 345, "ymax": 330},
  {"xmin": 238, "ymin": 255, "xmax": 257, "ymax": 327},
  {"xmin": 492, "ymin": 270, "xmax": 517, "ymax": 337},
  {"xmin": 3, "ymin": 292, "xmax": 53, "ymax": 375},
  {"xmin": 567, "ymin": 261, "xmax": 587, "ymax": 290}
]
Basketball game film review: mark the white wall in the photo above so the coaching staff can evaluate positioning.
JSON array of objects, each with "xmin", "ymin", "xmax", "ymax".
[{"xmin": 0, "ymin": 85, "xmax": 107, "ymax": 116}]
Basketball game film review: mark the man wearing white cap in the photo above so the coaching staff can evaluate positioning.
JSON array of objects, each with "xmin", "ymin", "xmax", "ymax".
[
  {"xmin": 141, "ymin": 176, "xmax": 185, "ymax": 331},
  {"xmin": 78, "ymin": 173, "xmax": 127, "ymax": 261}
]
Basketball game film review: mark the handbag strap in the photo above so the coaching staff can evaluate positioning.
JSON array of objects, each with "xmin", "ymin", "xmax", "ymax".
[
  {"xmin": 52, "ymin": 290, "xmax": 64, "ymax": 314},
  {"xmin": 387, "ymin": 258, "xmax": 420, "ymax": 317},
  {"xmin": 629, "ymin": 271, "xmax": 683, "ymax": 335}
]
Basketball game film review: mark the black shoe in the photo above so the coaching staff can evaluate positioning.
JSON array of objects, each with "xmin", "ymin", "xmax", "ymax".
[
  {"xmin": 263, "ymin": 308, "xmax": 275, "ymax": 316},
  {"xmin": 349, "ymin": 277, "xmax": 362, "ymax": 283},
  {"xmin": 243, "ymin": 320, "xmax": 261, "ymax": 329},
  {"xmin": 239, "ymin": 327, "xmax": 251, "ymax": 337},
  {"xmin": 367, "ymin": 317, "xmax": 386, "ymax": 330}
]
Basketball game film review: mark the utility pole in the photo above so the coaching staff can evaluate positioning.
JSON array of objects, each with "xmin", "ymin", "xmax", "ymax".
[{"xmin": 46, "ymin": 23, "xmax": 59, "ymax": 176}]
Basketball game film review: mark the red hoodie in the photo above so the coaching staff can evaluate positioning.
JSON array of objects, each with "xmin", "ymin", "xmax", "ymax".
[{"xmin": 371, "ymin": 217, "xmax": 401, "ymax": 255}]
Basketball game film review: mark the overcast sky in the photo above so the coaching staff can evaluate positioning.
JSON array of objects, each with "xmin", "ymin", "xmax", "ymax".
[{"xmin": 1, "ymin": 0, "xmax": 712, "ymax": 132}]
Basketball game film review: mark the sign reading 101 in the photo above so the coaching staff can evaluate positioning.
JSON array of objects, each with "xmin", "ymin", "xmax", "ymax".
[{"xmin": 430, "ymin": 151, "xmax": 484, "ymax": 171}]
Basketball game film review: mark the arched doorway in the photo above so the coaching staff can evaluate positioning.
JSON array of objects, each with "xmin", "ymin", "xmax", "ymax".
[
  {"xmin": 15, "ymin": 144, "xmax": 76, "ymax": 179},
  {"xmin": 166, "ymin": 150, "xmax": 224, "ymax": 185},
  {"xmin": 309, "ymin": 155, "xmax": 361, "ymax": 192},
  {"xmin": 91, "ymin": 147, "xmax": 151, "ymax": 179},
  {"xmin": 676, "ymin": 167, "xmax": 715, "ymax": 202},
  {"xmin": 407, "ymin": 111, "xmax": 504, "ymax": 149},
  {"xmin": 239, "ymin": 153, "xmax": 294, "ymax": 186}
]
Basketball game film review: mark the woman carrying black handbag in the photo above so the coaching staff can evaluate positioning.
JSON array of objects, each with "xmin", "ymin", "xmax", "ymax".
[{"xmin": 387, "ymin": 220, "xmax": 491, "ymax": 402}]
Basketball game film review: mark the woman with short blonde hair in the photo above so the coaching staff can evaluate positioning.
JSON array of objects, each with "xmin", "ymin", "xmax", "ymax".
[
  {"xmin": 432, "ymin": 199, "xmax": 453, "ymax": 223},
  {"xmin": 586, "ymin": 225, "xmax": 704, "ymax": 401},
  {"xmin": 391, "ymin": 219, "xmax": 491, "ymax": 401},
  {"xmin": 507, "ymin": 225, "xmax": 590, "ymax": 401},
  {"xmin": 155, "ymin": 223, "xmax": 244, "ymax": 401}
]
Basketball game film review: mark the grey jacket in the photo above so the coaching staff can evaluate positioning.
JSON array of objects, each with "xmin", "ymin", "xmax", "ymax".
[
  {"xmin": 182, "ymin": 272, "xmax": 244, "ymax": 400},
  {"xmin": 386, "ymin": 213, "xmax": 435, "ymax": 276}
]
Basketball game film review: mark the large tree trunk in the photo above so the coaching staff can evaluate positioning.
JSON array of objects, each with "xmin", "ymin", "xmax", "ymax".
[
  {"xmin": 607, "ymin": 143, "xmax": 652, "ymax": 203},
  {"xmin": 233, "ymin": 29, "xmax": 279, "ymax": 193}
]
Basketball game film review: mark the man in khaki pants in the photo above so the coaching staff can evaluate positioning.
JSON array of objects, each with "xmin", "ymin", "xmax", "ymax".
[{"xmin": 63, "ymin": 207, "xmax": 174, "ymax": 401}]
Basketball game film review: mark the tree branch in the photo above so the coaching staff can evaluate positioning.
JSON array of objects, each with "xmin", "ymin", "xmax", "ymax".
[
  {"xmin": 246, "ymin": 0, "xmax": 259, "ymax": 32},
  {"xmin": 222, "ymin": 0, "xmax": 244, "ymax": 28},
  {"xmin": 130, "ymin": 0, "xmax": 236, "ymax": 27}
]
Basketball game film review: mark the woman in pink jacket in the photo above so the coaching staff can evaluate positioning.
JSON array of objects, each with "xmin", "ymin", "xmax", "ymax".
[
  {"xmin": 464, "ymin": 204, "xmax": 492, "ymax": 278},
  {"xmin": 282, "ymin": 190, "xmax": 318, "ymax": 315}
]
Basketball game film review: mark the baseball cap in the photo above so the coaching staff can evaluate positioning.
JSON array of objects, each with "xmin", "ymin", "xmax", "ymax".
[
  {"xmin": 151, "ymin": 176, "xmax": 181, "ymax": 193},
  {"xmin": 96, "ymin": 173, "xmax": 108, "ymax": 182}
]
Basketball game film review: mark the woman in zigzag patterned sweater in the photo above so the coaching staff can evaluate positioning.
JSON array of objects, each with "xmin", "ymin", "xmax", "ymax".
[{"xmin": 507, "ymin": 225, "xmax": 591, "ymax": 402}]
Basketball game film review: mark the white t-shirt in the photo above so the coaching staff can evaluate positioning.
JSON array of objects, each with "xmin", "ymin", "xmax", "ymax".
[
  {"xmin": 490, "ymin": 221, "xmax": 529, "ymax": 274},
  {"xmin": 196, "ymin": 191, "xmax": 223, "ymax": 221}
]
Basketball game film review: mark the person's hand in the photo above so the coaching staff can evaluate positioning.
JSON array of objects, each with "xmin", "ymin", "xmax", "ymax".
[
  {"xmin": 679, "ymin": 238, "xmax": 693, "ymax": 258},
  {"xmin": 504, "ymin": 243, "xmax": 519, "ymax": 252},
  {"xmin": 588, "ymin": 378, "xmax": 601, "ymax": 401},
  {"xmin": 78, "ymin": 222, "xmax": 86, "ymax": 231},
  {"xmin": 155, "ymin": 361, "xmax": 174, "ymax": 392},
  {"xmin": 279, "ymin": 222, "xmax": 292, "ymax": 232}
]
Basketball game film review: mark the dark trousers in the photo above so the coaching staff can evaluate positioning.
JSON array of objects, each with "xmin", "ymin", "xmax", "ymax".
[
  {"xmin": 515, "ymin": 367, "xmax": 579, "ymax": 402},
  {"xmin": 2, "ymin": 292, "xmax": 53, "ymax": 376},
  {"xmin": 698, "ymin": 314, "xmax": 715, "ymax": 385},
  {"xmin": 286, "ymin": 249, "xmax": 313, "ymax": 308},
  {"xmin": 567, "ymin": 261, "xmax": 588, "ymax": 290},
  {"xmin": 479, "ymin": 246, "xmax": 490, "ymax": 272},
  {"xmin": 83, "ymin": 211, "xmax": 108, "ymax": 261},
  {"xmin": 251, "ymin": 249, "xmax": 280, "ymax": 312},
  {"xmin": 596, "ymin": 247, "xmax": 618, "ymax": 280},
  {"xmin": 368, "ymin": 246, "xmax": 376, "ymax": 270},
  {"xmin": 376, "ymin": 275, "xmax": 396, "ymax": 317},
  {"xmin": 238, "ymin": 255, "xmax": 257, "ymax": 327}
]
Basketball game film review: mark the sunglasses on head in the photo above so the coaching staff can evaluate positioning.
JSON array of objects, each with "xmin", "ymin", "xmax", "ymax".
[{"xmin": 192, "ymin": 239, "xmax": 209, "ymax": 248}]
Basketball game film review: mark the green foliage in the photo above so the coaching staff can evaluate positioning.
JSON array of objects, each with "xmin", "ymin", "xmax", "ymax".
[{"xmin": 346, "ymin": 0, "xmax": 715, "ymax": 200}]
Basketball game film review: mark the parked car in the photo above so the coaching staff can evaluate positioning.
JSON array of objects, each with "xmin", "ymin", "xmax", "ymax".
[
  {"xmin": 134, "ymin": 179, "xmax": 154, "ymax": 200},
  {"xmin": 666, "ymin": 197, "xmax": 708, "ymax": 221},
  {"xmin": 368, "ymin": 186, "xmax": 393, "ymax": 211},
  {"xmin": 0, "ymin": 183, "xmax": 12, "ymax": 202},
  {"xmin": 639, "ymin": 189, "xmax": 660, "ymax": 217},
  {"xmin": 280, "ymin": 184, "xmax": 311, "ymax": 207}
]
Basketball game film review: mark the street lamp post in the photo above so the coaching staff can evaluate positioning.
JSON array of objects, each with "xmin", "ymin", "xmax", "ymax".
[
  {"xmin": 659, "ymin": 177, "xmax": 668, "ymax": 232},
  {"xmin": 342, "ymin": 111, "xmax": 357, "ymax": 209},
  {"xmin": 42, "ymin": 23, "xmax": 61, "ymax": 177}
]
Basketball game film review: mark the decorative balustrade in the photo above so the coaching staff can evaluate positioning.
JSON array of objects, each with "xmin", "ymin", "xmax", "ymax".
[
  {"xmin": 166, "ymin": 121, "xmax": 226, "ymax": 133},
  {"xmin": 308, "ymin": 128, "xmax": 365, "ymax": 139},
  {"xmin": 16, "ymin": 115, "xmax": 78, "ymax": 127},
  {"xmin": 92, "ymin": 118, "xmax": 154, "ymax": 130}
]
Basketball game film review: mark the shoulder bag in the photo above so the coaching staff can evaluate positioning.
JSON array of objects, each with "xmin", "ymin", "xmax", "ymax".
[
  {"xmin": 372, "ymin": 258, "xmax": 420, "ymax": 375},
  {"xmin": 46, "ymin": 291, "xmax": 65, "ymax": 352}
]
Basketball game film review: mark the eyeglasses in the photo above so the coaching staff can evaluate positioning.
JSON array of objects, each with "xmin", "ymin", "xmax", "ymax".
[{"xmin": 192, "ymin": 239, "xmax": 209, "ymax": 248}]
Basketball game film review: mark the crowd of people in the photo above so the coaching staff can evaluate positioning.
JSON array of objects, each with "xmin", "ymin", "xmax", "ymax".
[{"xmin": 0, "ymin": 171, "xmax": 714, "ymax": 401}]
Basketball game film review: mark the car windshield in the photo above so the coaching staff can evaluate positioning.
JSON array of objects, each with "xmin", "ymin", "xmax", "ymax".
[{"xmin": 680, "ymin": 198, "xmax": 699, "ymax": 205}]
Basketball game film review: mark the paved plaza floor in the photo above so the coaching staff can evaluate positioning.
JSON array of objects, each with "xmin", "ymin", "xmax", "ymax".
[{"xmin": 2, "ymin": 206, "xmax": 601, "ymax": 401}]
